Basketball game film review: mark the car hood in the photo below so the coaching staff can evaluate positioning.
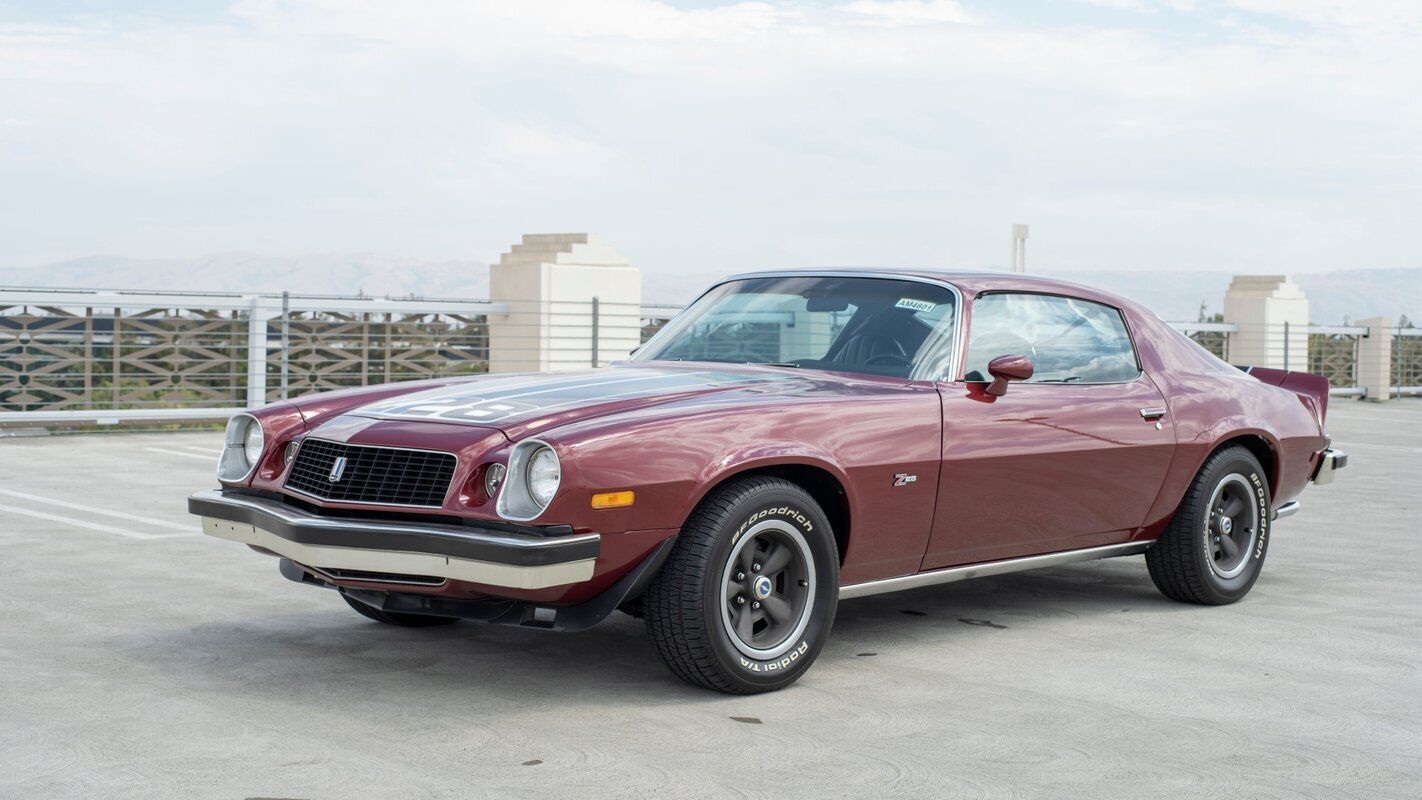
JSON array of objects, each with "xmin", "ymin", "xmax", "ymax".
[{"xmin": 347, "ymin": 363, "xmax": 811, "ymax": 437}]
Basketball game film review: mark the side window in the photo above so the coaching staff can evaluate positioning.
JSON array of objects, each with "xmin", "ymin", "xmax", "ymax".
[{"xmin": 963, "ymin": 293, "xmax": 1139, "ymax": 384}]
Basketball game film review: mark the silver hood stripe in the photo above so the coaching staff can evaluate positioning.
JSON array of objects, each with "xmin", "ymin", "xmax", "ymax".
[{"xmin": 351, "ymin": 367, "xmax": 789, "ymax": 426}]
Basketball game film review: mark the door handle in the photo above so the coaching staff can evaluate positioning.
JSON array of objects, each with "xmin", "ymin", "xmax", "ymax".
[{"xmin": 1139, "ymin": 407, "xmax": 1167, "ymax": 420}]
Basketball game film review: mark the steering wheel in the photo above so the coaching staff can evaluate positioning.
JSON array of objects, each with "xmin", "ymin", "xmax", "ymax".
[{"xmin": 863, "ymin": 352, "xmax": 913, "ymax": 369}]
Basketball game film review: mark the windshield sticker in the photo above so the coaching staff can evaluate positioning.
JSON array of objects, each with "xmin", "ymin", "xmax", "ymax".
[{"xmin": 894, "ymin": 298, "xmax": 936, "ymax": 313}]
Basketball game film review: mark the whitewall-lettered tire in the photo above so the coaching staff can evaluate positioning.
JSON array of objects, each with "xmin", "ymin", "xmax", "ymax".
[
  {"xmin": 643, "ymin": 476, "xmax": 839, "ymax": 694},
  {"xmin": 1147, "ymin": 446, "xmax": 1272, "ymax": 605}
]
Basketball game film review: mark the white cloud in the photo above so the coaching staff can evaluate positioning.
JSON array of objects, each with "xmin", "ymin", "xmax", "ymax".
[
  {"xmin": 1222, "ymin": 0, "xmax": 1422, "ymax": 31},
  {"xmin": 1075, "ymin": 0, "xmax": 1154, "ymax": 11},
  {"xmin": 842, "ymin": 1, "xmax": 973, "ymax": 26},
  {"xmin": 0, "ymin": 0, "xmax": 1419, "ymax": 276}
]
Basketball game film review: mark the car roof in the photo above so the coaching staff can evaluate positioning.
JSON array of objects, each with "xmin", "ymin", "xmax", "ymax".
[{"xmin": 725, "ymin": 267, "xmax": 1150, "ymax": 314}]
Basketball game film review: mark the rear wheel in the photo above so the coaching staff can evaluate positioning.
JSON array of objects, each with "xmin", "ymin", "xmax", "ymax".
[
  {"xmin": 1147, "ymin": 445, "xmax": 1271, "ymax": 605},
  {"xmin": 341, "ymin": 592, "xmax": 460, "ymax": 627},
  {"xmin": 644, "ymin": 476, "xmax": 839, "ymax": 694}
]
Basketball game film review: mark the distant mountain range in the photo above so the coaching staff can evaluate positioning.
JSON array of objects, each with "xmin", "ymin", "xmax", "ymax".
[
  {"xmin": 2, "ymin": 253, "xmax": 1417, "ymax": 325},
  {"xmin": 0, "ymin": 253, "xmax": 491, "ymax": 301},
  {"xmin": 1046, "ymin": 268, "xmax": 1421, "ymax": 326}
]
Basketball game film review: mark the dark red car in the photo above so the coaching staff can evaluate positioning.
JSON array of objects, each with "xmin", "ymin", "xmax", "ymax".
[{"xmin": 190, "ymin": 270, "xmax": 1346, "ymax": 693}]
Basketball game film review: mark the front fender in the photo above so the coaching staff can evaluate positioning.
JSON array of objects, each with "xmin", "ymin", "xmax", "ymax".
[
  {"xmin": 552, "ymin": 418, "xmax": 859, "ymax": 535},
  {"xmin": 685, "ymin": 442, "xmax": 858, "ymax": 524},
  {"xmin": 553, "ymin": 389, "xmax": 942, "ymax": 585}
]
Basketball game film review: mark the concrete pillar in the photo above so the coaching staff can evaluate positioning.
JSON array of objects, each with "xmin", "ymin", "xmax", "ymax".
[
  {"xmin": 488, "ymin": 233, "xmax": 641, "ymax": 373},
  {"xmin": 1355, "ymin": 316, "xmax": 1392, "ymax": 402},
  {"xmin": 245, "ymin": 296, "xmax": 274, "ymax": 407},
  {"xmin": 1010, "ymin": 224, "xmax": 1028, "ymax": 273},
  {"xmin": 781, "ymin": 306, "xmax": 833, "ymax": 363},
  {"xmin": 1222, "ymin": 275, "xmax": 1309, "ymax": 370}
]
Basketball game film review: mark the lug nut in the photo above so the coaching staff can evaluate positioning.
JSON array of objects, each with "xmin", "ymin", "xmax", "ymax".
[
  {"xmin": 752, "ymin": 563, "xmax": 762, "ymax": 572},
  {"xmin": 735, "ymin": 572, "xmax": 745, "ymax": 581},
  {"xmin": 752, "ymin": 601, "xmax": 761, "ymax": 609},
  {"xmin": 736, "ymin": 596, "xmax": 746, "ymax": 605}
]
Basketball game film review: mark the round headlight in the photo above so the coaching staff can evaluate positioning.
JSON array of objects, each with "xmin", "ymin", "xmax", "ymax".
[
  {"xmin": 243, "ymin": 419, "xmax": 265, "ymax": 465},
  {"xmin": 218, "ymin": 413, "xmax": 263, "ymax": 481},
  {"xmin": 526, "ymin": 446, "xmax": 560, "ymax": 507}
]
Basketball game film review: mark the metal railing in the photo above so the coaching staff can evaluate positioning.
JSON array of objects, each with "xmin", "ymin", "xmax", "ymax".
[
  {"xmin": 1395, "ymin": 326, "xmax": 1422, "ymax": 395},
  {"xmin": 3, "ymin": 286, "xmax": 1416, "ymax": 428},
  {"xmin": 1167, "ymin": 321, "xmax": 1234, "ymax": 361},
  {"xmin": 0, "ymin": 287, "xmax": 666, "ymax": 426},
  {"xmin": 1166, "ymin": 320, "xmax": 1383, "ymax": 396},
  {"xmin": 640, "ymin": 304, "xmax": 682, "ymax": 344},
  {"xmin": 0, "ymin": 288, "xmax": 506, "ymax": 425},
  {"xmin": 532, "ymin": 312, "xmax": 1409, "ymax": 400},
  {"xmin": 267, "ymin": 295, "xmax": 495, "ymax": 401},
  {"xmin": 1307, "ymin": 325, "xmax": 1366, "ymax": 391}
]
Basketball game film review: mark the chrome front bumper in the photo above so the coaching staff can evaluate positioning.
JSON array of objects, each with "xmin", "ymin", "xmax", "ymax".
[{"xmin": 188, "ymin": 489, "xmax": 599, "ymax": 589}]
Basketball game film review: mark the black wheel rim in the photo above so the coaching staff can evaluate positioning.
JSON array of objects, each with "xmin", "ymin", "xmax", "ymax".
[
  {"xmin": 719, "ymin": 520, "xmax": 815, "ymax": 660},
  {"xmin": 1206, "ymin": 474, "xmax": 1258, "ymax": 579}
]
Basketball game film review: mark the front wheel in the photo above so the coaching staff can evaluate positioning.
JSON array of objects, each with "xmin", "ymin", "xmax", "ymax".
[
  {"xmin": 643, "ymin": 476, "xmax": 839, "ymax": 694},
  {"xmin": 1147, "ymin": 445, "xmax": 1272, "ymax": 605}
]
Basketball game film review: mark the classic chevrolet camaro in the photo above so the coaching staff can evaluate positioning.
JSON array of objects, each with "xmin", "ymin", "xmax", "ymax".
[{"xmin": 190, "ymin": 269, "xmax": 1346, "ymax": 693}]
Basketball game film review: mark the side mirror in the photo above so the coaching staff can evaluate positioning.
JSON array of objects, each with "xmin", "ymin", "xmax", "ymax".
[{"xmin": 986, "ymin": 354, "xmax": 1033, "ymax": 396}]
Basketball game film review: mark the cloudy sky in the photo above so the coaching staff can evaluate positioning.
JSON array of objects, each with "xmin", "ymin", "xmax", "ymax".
[{"xmin": 1, "ymin": 0, "xmax": 1419, "ymax": 276}]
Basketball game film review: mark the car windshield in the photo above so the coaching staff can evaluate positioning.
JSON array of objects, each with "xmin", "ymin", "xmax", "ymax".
[{"xmin": 633, "ymin": 275, "xmax": 958, "ymax": 380}]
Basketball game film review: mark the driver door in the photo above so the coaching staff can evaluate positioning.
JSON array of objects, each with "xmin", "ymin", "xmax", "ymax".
[{"xmin": 922, "ymin": 292, "xmax": 1176, "ymax": 569}]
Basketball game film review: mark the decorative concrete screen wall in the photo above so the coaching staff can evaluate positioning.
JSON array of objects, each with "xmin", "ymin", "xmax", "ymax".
[{"xmin": 0, "ymin": 292, "xmax": 506, "ymax": 425}]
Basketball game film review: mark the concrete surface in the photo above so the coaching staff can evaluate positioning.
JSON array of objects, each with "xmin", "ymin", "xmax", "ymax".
[{"xmin": 1, "ymin": 402, "xmax": 1419, "ymax": 799}]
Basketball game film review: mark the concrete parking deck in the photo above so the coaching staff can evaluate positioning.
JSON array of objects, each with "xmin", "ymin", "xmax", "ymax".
[{"xmin": 1, "ymin": 402, "xmax": 1419, "ymax": 799}]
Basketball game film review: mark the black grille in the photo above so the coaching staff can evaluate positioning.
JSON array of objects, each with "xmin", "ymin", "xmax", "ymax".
[{"xmin": 285, "ymin": 439, "xmax": 457, "ymax": 507}]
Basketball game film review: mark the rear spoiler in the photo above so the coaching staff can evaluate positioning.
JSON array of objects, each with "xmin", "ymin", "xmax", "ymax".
[{"xmin": 1237, "ymin": 365, "xmax": 1331, "ymax": 422}]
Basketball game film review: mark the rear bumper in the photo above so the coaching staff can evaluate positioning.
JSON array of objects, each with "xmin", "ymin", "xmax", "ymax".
[
  {"xmin": 1311, "ymin": 448, "xmax": 1348, "ymax": 486},
  {"xmin": 1275, "ymin": 448, "xmax": 1348, "ymax": 521},
  {"xmin": 188, "ymin": 489, "xmax": 599, "ymax": 590}
]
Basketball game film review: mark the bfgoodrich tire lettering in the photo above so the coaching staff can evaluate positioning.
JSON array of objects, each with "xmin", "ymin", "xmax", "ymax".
[
  {"xmin": 643, "ymin": 476, "xmax": 839, "ymax": 694},
  {"xmin": 1147, "ymin": 445, "xmax": 1271, "ymax": 605}
]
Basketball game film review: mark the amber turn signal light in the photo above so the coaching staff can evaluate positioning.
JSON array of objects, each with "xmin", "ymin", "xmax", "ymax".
[{"xmin": 590, "ymin": 490, "xmax": 635, "ymax": 509}]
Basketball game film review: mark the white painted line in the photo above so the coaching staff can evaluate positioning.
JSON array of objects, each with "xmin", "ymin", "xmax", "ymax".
[
  {"xmin": 1337, "ymin": 441, "xmax": 1422, "ymax": 454},
  {"xmin": 145, "ymin": 447, "xmax": 214, "ymax": 461},
  {"xmin": 0, "ymin": 502, "xmax": 192, "ymax": 540},
  {"xmin": 181, "ymin": 445, "xmax": 224, "ymax": 455},
  {"xmin": 0, "ymin": 488, "xmax": 196, "ymax": 532}
]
